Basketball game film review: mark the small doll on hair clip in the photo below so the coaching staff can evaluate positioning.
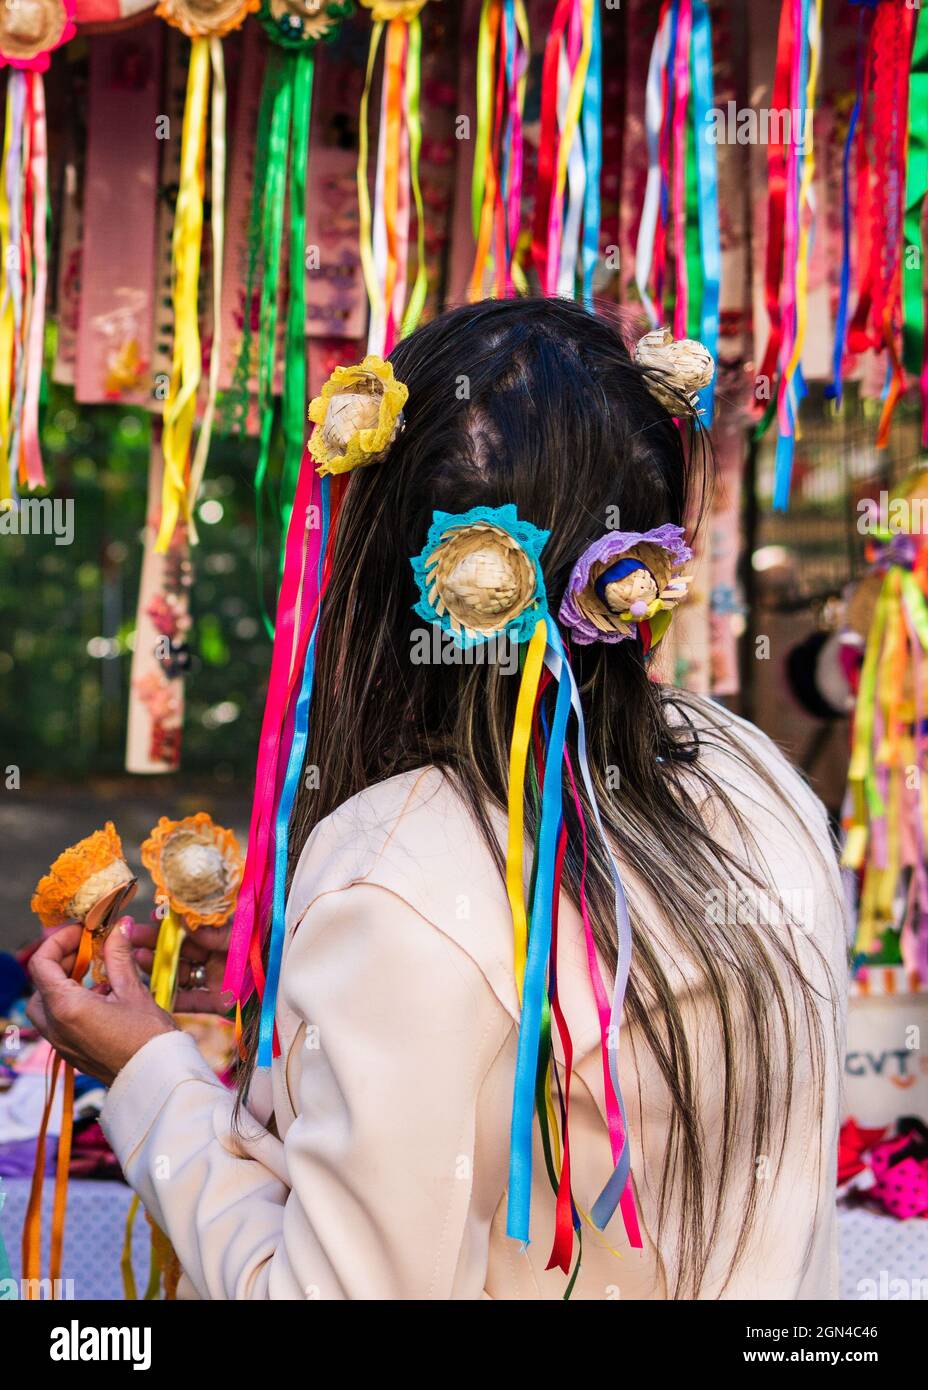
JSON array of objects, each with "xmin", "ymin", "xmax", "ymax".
[{"xmin": 559, "ymin": 524, "xmax": 693, "ymax": 654}]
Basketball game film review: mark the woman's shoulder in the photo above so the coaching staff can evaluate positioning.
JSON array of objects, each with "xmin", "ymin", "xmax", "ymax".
[
  {"xmin": 664, "ymin": 691, "xmax": 848, "ymax": 952},
  {"xmin": 287, "ymin": 767, "xmax": 521, "ymax": 1021},
  {"xmin": 664, "ymin": 690, "xmax": 832, "ymax": 833}
]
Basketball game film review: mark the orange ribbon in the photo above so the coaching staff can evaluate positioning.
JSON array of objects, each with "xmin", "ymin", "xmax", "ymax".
[{"xmin": 22, "ymin": 925, "xmax": 93, "ymax": 1297}]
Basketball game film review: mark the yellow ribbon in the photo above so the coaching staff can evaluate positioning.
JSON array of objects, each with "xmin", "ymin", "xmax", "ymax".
[
  {"xmin": 185, "ymin": 37, "xmax": 227, "ymax": 547},
  {"xmin": 121, "ymin": 905, "xmax": 185, "ymax": 1299},
  {"xmin": 843, "ymin": 574, "xmax": 891, "ymax": 870},
  {"xmin": 0, "ymin": 83, "xmax": 15, "ymax": 503},
  {"xmin": 358, "ymin": 22, "xmax": 386, "ymax": 333},
  {"xmin": 156, "ymin": 37, "xmax": 210, "ymax": 554},
  {"xmin": 552, "ymin": 0, "xmax": 594, "ymax": 212},
  {"xmin": 149, "ymin": 907, "xmax": 187, "ymax": 1011},
  {"xmin": 506, "ymin": 618, "xmax": 547, "ymax": 1000}
]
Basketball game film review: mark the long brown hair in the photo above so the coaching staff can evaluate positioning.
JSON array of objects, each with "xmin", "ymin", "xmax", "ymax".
[{"xmin": 241, "ymin": 297, "xmax": 841, "ymax": 1297}]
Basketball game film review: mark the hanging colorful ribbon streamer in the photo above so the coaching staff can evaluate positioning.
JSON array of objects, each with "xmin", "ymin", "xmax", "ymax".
[
  {"xmin": 469, "ymin": 0, "xmax": 530, "ymax": 299},
  {"xmin": 531, "ymin": 0, "xmax": 601, "ymax": 301},
  {"xmin": 633, "ymin": 0, "xmax": 719, "ymax": 421},
  {"xmin": 504, "ymin": 615, "xmax": 642, "ymax": 1255},
  {"xmin": 357, "ymin": 0, "xmax": 430, "ymax": 355},
  {"xmin": 0, "ymin": 2, "xmax": 78, "ymax": 501},
  {"xmin": 154, "ymin": 2, "xmax": 255, "ymax": 553},
  {"xmin": 902, "ymin": 5, "xmax": 928, "ymax": 441},
  {"xmin": 846, "ymin": 0, "xmax": 912, "ymax": 453},
  {"xmin": 223, "ymin": 2, "xmax": 351, "ymax": 633},
  {"xmin": 751, "ymin": 0, "xmax": 822, "ymax": 509},
  {"xmin": 826, "ymin": 1, "xmax": 872, "ymax": 410}
]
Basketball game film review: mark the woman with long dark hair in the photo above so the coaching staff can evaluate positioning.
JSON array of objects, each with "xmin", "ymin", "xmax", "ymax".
[{"xmin": 27, "ymin": 298, "xmax": 847, "ymax": 1300}]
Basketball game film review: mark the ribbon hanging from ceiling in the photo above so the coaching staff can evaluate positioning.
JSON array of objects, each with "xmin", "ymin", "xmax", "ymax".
[
  {"xmin": 223, "ymin": 1, "xmax": 351, "ymax": 635},
  {"xmin": 468, "ymin": 0, "xmax": 530, "ymax": 300},
  {"xmin": 902, "ymin": 3, "xmax": 928, "ymax": 446},
  {"xmin": 531, "ymin": 0, "xmax": 604, "ymax": 309},
  {"xmin": 153, "ymin": 0, "xmax": 257, "ymax": 554},
  {"xmin": 844, "ymin": 0, "xmax": 914, "ymax": 455},
  {"xmin": 357, "ymin": 0, "xmax": 431, "ymax": 357},
  {"xmin": 0, "ymin": 0, "xmax": 78, "ymax": 505},
  {"xmin": 632, "ymin": 0, "xmax": 719, "ymax": 421},
  {"xmin": 752, "ymin": 0, "xmax": 823, "ymax": 511}
]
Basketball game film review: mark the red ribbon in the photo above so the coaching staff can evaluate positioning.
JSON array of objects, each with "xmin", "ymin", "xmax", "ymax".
[{"xmin": 756, "ymin": 0, "xmax": 795, "ymax": 406}]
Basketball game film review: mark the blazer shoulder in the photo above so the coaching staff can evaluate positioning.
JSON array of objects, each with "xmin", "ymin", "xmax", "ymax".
[{"xmin": 287, "ymin": 768, "xmax": 520, "ymax": 1022}]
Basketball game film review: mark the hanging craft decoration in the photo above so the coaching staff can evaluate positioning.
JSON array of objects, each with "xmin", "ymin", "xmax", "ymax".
[
  {"xmin": 357, "ymin": 0, "xmax": 431, "ymax": 356},
  {"xmin": 842, "ymin": 482, "xmax": 928, "ymax": 984},
  {"xmin": 633, "ymin": 0, "xmax": 720, "ymax": 420},
  {"xmin": 127, "ymin": 428, "xmax": 193, "ymax": 773},
  {"xmin": 0, "ymin": 0, "xmax": 78, "ymax": 504},
  {"xmin": 153, "ymin": 0, "xmax": 257, "ymax": 553},
  {"xmin": 468, "ymin": 0, "xmax": 530, "ymax": 300},
  {"xmin": 74, "ymin": 23, "xmax": 163, "ymax": 406},
  {"xmin": 410, "ymin": 503, "xmax": 642, "ymax": 1284},
  {"xmin": 23, "ymin": 825, "xmax": 138, "ymax": 1298},
  {"xmin": 751, "ymin": 0, "xmax": 823, "ymax": 509},
  {"xmin": 530, "ymin": 0, "xmax": 604, "ymax": 310},
  {"xmin": 224, "ymin": 0, "xmax": 353, "ymax": 624}
]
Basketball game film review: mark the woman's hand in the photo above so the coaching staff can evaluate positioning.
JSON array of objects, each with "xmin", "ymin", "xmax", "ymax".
[
  {"xmin": 26, "ymin": 920, "xmax": 177, "ymax": 1086},
  {"xmin": 128, "ymin": 919, "xmax": 234, "ymax": 1016}
]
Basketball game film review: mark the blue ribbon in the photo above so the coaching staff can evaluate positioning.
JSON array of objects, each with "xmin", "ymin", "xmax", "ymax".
[
  {"xmin": 773, "ymin": 0, "xmax": 812, "ymax": 513},
  {"xmin": 542, "ymin": 637, "xmax": 635, "ymax": 1231},
  {"xmin": 258, "ymin": 474, "xmax": 331, "ymax": 1066},
  {"xmin": 581, "ymin": 0, "xmax": 602, "ymax": 311},
  {"xmin": 690, "ymin": 0, "xmax": 720, "ymax": 424},
  {"xmin": 506, "ymin": 616, "xmax": 572, "ymax": 1244},
  {"xmin": 501, "ymin": 0, "xmax": 518, "ymax": 270}
]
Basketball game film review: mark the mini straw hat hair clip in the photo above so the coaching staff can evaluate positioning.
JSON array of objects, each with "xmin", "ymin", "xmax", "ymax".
[
  {"xmin": 410, "ymin": 504, "xmax": 549, "ymax": 648},
  {"xmin": 308, "ymin": 354, "xmax": 408, "ymax": 475},
  {"xmin": 559, "ymin": 523, "xmax": 692, "ymax": 653},
  {"xmin": 634, "ymin": 327, "xmax": 715, "ymax": 416}
]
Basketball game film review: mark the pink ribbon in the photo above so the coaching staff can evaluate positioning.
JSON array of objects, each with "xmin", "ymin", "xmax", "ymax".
[
  {"xmin": 670, "ymin": 0, "xmax": 691, "ymax": 340},
  {"xmin": 21, "ymin": 72, "xmax": 47, "ymax": 489},
  {"xmin": 224, "ymin": 454, "xmax": 325, "ymax": 1002}
]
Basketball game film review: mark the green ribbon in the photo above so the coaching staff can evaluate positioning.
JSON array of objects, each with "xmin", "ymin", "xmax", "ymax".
[
  {"xmin": 902, "ymin": 8, "xmax": 928, "ymax": 377},
  {"xmin": 684, "ymin": 70, "xmax": 704, "ymax": 342},
  {"xmin": 280, "ymin": 49, "xmax": 314, "ymax": 555},
  {"xmin": 471, "ymin": 0, "xmax": 495, "ymax": 239},
  {"xmin": 400, "ymin": 15, "xmax": 428, "ymax": 339},
  {"xmin": 220, "ymin": 57, "xmax": 275, "ymax": 438}
]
